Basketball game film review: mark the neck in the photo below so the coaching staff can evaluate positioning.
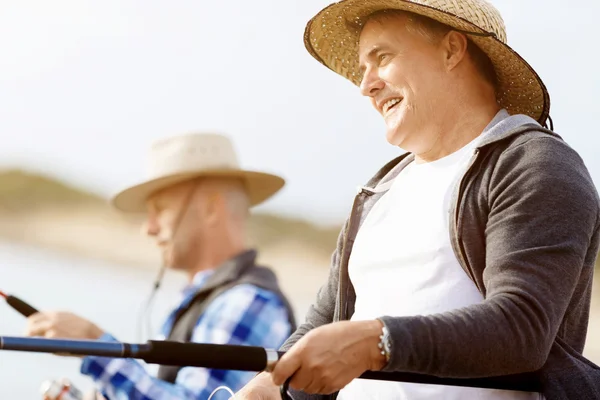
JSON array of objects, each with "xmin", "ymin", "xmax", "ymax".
[
  {"xmin": 185, "ymin": 240, "xmax": 247, "ymax": 282},
  {"xmin": 414, "ymin": 85, "xmax": 500, "ymax": 163}
]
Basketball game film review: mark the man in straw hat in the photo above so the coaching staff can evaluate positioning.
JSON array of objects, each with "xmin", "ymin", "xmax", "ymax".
[
  {"xmin": 236, "ymin": 1, "xmax": 600, "ymax": 399},
  {"xmin": 25, "ymin": 132, "xmax": 296, "ymax": 400}
]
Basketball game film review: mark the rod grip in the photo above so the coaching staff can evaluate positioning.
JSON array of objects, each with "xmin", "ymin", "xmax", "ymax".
[
  {"xmin": 143, "ymin": 340, "xmax": 268, "ymax": 371},
  {"xmin": 6, "ymin": 295, "xmax": 39, "ymax": 317}
]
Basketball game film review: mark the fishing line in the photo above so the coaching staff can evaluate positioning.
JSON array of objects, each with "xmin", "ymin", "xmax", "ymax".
[
  {"xmin": 136, "ymin": 265, "xmax": 166, "ymax": 342},
  {"xmin": 136, "ymin": 183, "xmax": 199, "ymax": 341},
  {"xmin": 208, "ymin": 386, "xmax": 236, "ymax": 400}
]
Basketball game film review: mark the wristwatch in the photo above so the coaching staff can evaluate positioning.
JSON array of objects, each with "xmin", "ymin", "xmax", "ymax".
[{"xmin": 377, "ymin": 323, "xmax": 392, "ymax": 363}]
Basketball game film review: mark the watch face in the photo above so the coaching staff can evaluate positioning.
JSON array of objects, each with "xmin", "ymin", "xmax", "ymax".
[{"xmin": 381, "ymin": 327, "xmax": 392, "ymax": 359}]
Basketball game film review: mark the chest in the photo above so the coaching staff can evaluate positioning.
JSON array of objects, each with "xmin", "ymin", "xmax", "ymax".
[{"xmin": 347, "ymin": 157, "xmax": 484, "ymax": 318}]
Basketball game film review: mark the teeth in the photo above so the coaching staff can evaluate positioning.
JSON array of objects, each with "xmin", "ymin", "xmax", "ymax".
[{"xmin": 383, "ymin": 98, "xmax": 401, "ymax": 114}]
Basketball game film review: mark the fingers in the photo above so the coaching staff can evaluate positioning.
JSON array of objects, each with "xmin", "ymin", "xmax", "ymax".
[
  {"xmin": 24, "ymin": 311, "xmax": 103, "ymax": 340},
  {"xmin": 275, "ymin": 362, "xmax": 340, "ymax": 395},
  {"xmin": 288, "ymin": 367, "xmax": 313, "ymax": 393},
  {"xmin": 308, "ymin": 373, "xmax": 346, "ymax": 395},
  {"xmin": 290, "ymin": 361, "xmax": 334, "ymax": 394},
  {"xmin": 25, "ymin": 315, "xmax": 53, "ymax": 337},
  {"xmin": 44, "ymin": 329, "xmax": 62, "ymax": 338},
  {"xmin": 26, "ymin": 311, "xmax": 49, "ymax": 327},
  {"xmin": 271, "ymin": 347, "xmax": 302, "ymax": 386}
]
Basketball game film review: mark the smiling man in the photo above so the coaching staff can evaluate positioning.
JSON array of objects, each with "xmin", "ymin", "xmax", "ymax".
[{"xmin": 235, "ymin": 0, "xmax": 600, "ymax": 399}]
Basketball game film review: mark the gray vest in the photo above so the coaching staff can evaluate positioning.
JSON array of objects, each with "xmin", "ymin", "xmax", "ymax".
[{"xmin": 156, "ymin": 249, "xmax": 297, "ymax": 384}]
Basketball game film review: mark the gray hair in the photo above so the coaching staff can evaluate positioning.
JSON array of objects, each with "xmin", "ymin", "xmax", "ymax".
[{"xmin": 190, "ymin": 176, "xmax": 250, "ymax": 220}]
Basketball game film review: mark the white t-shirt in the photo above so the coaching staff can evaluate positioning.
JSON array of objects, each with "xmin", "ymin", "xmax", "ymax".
[{"xmin": 337, "ymin": 134, "xmax": 542, "ymax": 400}]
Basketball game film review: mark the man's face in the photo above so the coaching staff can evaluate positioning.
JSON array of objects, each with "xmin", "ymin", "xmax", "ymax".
[
  {"xmin": 358, "ymin": 13, "xmax": 449, "ymax": 152},
  {"xmin": 144, "ymin": 181, "xmax": 202, "ymax": 270}
]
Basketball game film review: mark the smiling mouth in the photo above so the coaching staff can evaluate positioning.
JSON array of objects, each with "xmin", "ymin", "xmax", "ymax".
[{"xmin": 383, "ymin": 98, "xmax": 402, "ymax": 115}]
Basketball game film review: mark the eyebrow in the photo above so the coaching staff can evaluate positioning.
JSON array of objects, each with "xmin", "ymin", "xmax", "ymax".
[{"xmin": 358, "ymin": 44, "xmax": 388, "ymax": 73}]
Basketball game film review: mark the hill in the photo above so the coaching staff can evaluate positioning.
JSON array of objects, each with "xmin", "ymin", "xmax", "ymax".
[
  {"xmin": 0, "ymin": 169, "xmax": 341, "ymax": 262},
  {"xmin": 0, "ymin": 169, "xmax": 101, "ymax": 210}
]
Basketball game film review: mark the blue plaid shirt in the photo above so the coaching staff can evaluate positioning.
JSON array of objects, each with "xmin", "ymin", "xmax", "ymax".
[{"xmin": 80, "ymin": 269, "xmax": 292, "ymax": 400}]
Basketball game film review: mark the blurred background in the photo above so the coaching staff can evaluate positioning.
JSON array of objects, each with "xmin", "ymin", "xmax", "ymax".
[{"xmin": 0, "ymin": 0, "xmax": 598, "ymax": 398}]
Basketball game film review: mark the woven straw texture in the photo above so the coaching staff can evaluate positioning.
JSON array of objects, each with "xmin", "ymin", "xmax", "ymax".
[{"xmin": 304, "ymin": 0, "xmax": 550, "ymax": 124}]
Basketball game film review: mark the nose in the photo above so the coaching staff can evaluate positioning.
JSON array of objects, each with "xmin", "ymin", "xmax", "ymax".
[{"xmin": 359, "ymin": 66, "xmax": 384, "ymax": 97}]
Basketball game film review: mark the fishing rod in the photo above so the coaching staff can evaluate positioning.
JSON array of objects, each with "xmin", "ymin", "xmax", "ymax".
[
  {"xmin": 0, "ymin": 290, "xmax": 541, "ymax": 397},
  {"xmin": 0, "ymin": 335, "xmax": 542, "ymax": 399},
  {"xmin": 0, "ymin": 290, "xmax": 39, "ymax": 317}
]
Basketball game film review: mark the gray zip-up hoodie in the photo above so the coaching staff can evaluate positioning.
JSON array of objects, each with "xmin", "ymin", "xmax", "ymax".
[{"xmin": 281, "ymin": 112, "xmax": 600, "ymax": 400}]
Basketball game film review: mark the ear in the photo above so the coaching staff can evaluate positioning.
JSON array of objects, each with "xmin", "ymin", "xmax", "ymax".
[{"xmin": 442, "ymin": 31, "xmax": 468, "ymax": 71}]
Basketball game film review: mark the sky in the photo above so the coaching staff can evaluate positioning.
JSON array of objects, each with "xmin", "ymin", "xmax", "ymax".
[{"xmin": 0, "ymin": 0, "xmax": 598, "ymax": 226}]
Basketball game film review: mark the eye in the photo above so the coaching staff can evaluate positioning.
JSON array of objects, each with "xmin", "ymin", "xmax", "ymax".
[{"xmin": 378, "ymin": 53, "xmax": 390, "ymax": 64}]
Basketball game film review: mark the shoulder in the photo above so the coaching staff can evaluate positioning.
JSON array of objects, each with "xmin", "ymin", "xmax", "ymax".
[
  {"xmin": 485, "ymin": 128, "xmax": 600, "ymax": 221},
  {"xmin": 218, "ymin": 283, "xmax": 284, "ymax": 303},
  {"xmin": 202, "ymin": 283, "xmax": 288, "ymax": 319},
  {"xmin": 502, "ymin": 129, "xmax": 579, "ymax": 160},
  {"xmin": 192, "ymin": 283, "xmax": 292, "ymax": 345},
  {"xmin": 492, "ymin": 129, "xmax": 596, "ymax": 192}
]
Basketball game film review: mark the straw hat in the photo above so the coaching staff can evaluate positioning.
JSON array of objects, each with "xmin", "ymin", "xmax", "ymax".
[
  {"xmin": 303, "ymin": 0, "xmax": 550, "ymax": 125},
  {"xmin": 111, "ymin": 133, "xmax": 285, "ymax": 212}
]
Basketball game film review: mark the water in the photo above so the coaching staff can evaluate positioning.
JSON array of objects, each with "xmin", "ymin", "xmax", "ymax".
[{"xmin": 0, "ymin": 240, "xmax": 187, "ymax": 399}]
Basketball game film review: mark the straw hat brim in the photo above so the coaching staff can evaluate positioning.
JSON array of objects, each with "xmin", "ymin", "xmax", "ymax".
[
  {"xmin": 304, "ymin": 0, "xmax": 550, "ymax": 124},
  {"xmin": 110, "ymin": 169, "xmax": 285, "ymax": 213}
]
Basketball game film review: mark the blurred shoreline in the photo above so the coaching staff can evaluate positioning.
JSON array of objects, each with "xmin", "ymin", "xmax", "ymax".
[{"xmin": 0, "ymin": 169, "xmax": 341, "ymax": 269}]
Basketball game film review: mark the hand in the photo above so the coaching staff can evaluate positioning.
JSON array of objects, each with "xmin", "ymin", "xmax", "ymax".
[
  {"xmin": 25, "ymin": 311, "xmax": 104, "ymax": 340},
  {"xmin": 271, "ymin": 320, "xmax": 386, "ymax": 395},
  {"xmin": 41, "ymin": 378, "xmax": 104, "ymax": 400},
  {"xmin": 235, "ymin": 372, "xmax": 281, "ymax": 400},
  {"xmin": 83, "ymin": 390, "xmax": 107, "ymax": 400}
]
